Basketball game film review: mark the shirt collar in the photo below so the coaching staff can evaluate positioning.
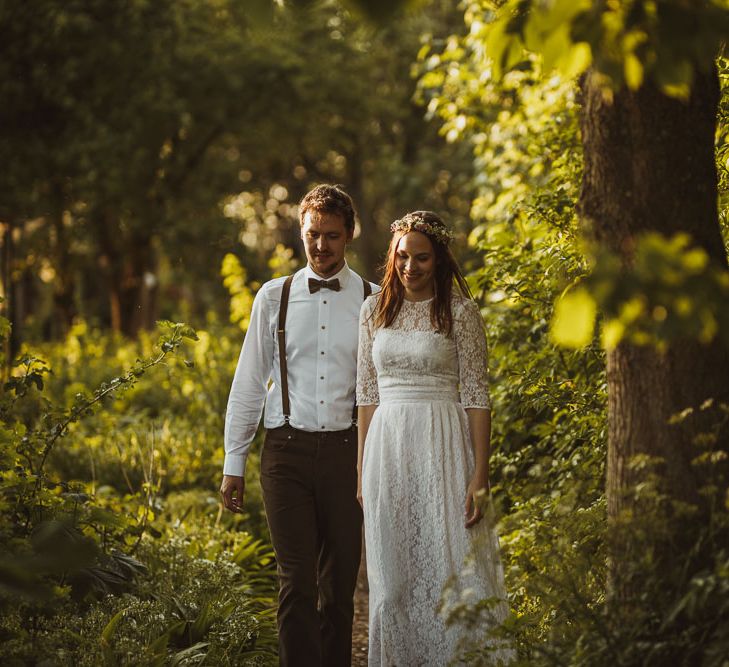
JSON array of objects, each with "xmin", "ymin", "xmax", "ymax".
[{"xmin": 304, "ymin": 260, "xmax": 351, "ymax": 288}]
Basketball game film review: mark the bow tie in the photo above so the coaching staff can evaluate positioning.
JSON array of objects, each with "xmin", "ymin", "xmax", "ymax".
[{"xmin": 308, "ymin": 277, "xmax": 341, "ymax": 294}]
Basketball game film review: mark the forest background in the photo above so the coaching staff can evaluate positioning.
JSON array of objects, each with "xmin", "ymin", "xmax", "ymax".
[{"xmin": 1, "ymin": 0, "xmax": 729, "ymax": 665}]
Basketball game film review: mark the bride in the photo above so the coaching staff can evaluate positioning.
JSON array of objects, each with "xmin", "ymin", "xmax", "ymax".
[{"xmin": 356, "ymin": 211, "xmax": 511, "ymax": 665}]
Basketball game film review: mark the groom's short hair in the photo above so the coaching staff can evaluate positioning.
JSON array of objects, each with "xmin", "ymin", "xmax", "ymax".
[{"xmin": 299, "ymin": 184, "xmax": 356, "ymax": 233}]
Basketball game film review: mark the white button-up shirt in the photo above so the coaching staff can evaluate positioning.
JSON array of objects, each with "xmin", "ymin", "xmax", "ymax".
[{"xmin": 223, "ymin": 262, "xmax": 378, "ymax": 476}]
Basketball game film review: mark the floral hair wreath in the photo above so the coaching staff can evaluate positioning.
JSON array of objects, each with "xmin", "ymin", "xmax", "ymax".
[{"xmin": 389, "ymin": 216, "xmax": 455, "ymax": 246}]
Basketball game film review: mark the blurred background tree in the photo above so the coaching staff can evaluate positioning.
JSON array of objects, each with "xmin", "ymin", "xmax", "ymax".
[{"xmin": 0, "ymin": 0, "xmax": 474, "ymax": 346}]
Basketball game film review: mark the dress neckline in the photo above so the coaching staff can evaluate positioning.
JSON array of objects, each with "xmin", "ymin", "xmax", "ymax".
[{"xmin": 403, "ymin": 296, "xmax": 434, "ymax": 305}]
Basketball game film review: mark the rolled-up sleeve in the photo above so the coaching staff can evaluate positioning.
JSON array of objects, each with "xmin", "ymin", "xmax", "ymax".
[{"xmin": 223, "ymin": 287, "xmax": 275, "ymax": 476}]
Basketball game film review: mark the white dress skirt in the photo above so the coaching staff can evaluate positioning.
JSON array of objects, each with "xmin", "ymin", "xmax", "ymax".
[{"xmin": 357, "ymin": 295, "xmax": 512, "ymax": 666}]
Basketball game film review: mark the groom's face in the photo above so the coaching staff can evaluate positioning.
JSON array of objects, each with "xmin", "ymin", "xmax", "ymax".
[{"xmin": 301, "ymin": 210, "xmax": 353, "ymax": 278}]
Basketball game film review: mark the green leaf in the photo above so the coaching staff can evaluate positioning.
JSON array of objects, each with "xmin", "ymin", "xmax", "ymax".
[
  {"xmin": 179, "ymin": 324, "xmax": 199, "ymax": 341},
  {"xmin": 624, "ymin": 53, "xmax": 644, "ymax": 90},
  {"xmin": 110, "ymin": 550, "xmax": 148, "ymax": 578},
  {"xmin": 485, "ymin": 16, "xmax": 512, "ymax": 80},
  {"xmin": 601, "ymin": 319, "xmax": 625, "ymax": 351},
  {"xmin": 101, "ymin": 608, "xmax": 125, "ymax": 645},
  {"xmin": 541, "ymin": 23, "xmax": 572, "ymax": 73},
  {"xmin": 557, "ymin": 42, "xmax": 592, "ymax": 79},
  {"xmin": 550, "ymin": 288, "xmax": 597, "ymax": 348},
  {"xmin": 682, "ymin": 248, "xmax": 709, "ymax": 272},
  {"xmin": 170, "ymin": 642, "xmax": 210, "ymax": 666},
  {"xmin": 145, "ymin": 629, "xmax": 172, "ymax": 661}
]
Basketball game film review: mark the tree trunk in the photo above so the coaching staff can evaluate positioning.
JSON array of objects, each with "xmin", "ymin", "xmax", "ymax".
[
  {"xmin": 50, "ymin": 180, "xmax": 75, "ymax": 338},
  {"xmin": 580, "ymin": 69, "xmax": 726, "ymax": 262},
  {"xmin": 116, "ymin": 230, "xmax": 158, "ymax": 337},
  {"xmin": 348, "ymin": 137, "xmax": 381, "ymax": 280},
  {"xmin": 1, "ymin": 219, "xmax": 15, "ymax": 373},
  {"xmin": 579, "ymin": 68, "xmax": 729, "ymax": 586},
  {"xmin": 95, "ymin": 210, "xmax": 158, "ymax": 337}
]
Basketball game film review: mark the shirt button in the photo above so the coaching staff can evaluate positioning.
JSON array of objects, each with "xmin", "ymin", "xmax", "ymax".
[
  {"xmin": 320, "ymin": 400, "xmax": 324, "ymax": 404},
  {"xmin": 321, "ymin": 325, "xmax": 326, "ymax": 330},
  {"xmin": 321, "ymin": 425, "xmax": 326, "ymax": 429},
  {"xmin": 323, "ymin": 300, "xmax": 327, "ymax": 304},
  {"xmin": 320, "ymin": 351, "xmax": 325, "ymax": 355},
  {"xmin": 320, "ymin": 376, "xmax": 324, "ymax": 380}
]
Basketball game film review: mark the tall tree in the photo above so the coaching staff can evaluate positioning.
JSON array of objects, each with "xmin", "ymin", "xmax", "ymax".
[{"xmin": 579, "ymin": 67, "xmax": 729, "ymax": 523}]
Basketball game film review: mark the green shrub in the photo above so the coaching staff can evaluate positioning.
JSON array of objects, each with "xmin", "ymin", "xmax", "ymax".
[{"xmin": 0, "ymin": 318, "xmax": 276, "ymax": 665}]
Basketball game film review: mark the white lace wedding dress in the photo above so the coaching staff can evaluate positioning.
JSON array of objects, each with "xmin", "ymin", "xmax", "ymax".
[{"xmin": 357, "ymin": 295, "xmax": 512, "ymax": 666}]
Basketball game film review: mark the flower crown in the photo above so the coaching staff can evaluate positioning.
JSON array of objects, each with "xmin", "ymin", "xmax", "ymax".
[{"xmin": 389, "ymin": 216, "xmax": 454, "ymax": 245}]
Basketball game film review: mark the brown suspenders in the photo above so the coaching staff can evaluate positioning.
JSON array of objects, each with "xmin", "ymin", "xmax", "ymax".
[
  {"xmin": 277, "ymin": 273, "xmax": 372, "ymax": 426},
  {"xmin": 277, "ymin": 274, "xmax": 295, "ymax": 423}
]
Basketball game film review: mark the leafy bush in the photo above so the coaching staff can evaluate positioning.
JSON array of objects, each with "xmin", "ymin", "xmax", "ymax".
[
  {"xmin": 0, "ymin": 521, "xmax": 276, "ymax": 666},
  {"xmin": 24, "ymin": 318, "xmax": 268, "ymax": 536},
  {"xmin": 0, "ymin": 317, "xmax": 277, "ymax": 665}
]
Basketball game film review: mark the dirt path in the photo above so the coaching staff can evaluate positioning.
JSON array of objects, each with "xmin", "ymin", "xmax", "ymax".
[{"xmin": 352, "ymin": 544, "xmax": 369, "ymax": 666}]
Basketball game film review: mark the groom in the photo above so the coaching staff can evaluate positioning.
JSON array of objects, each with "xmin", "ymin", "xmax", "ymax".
[{"xmin": 220, "ymin": 184, "xmax": 377, "ymax": 666}]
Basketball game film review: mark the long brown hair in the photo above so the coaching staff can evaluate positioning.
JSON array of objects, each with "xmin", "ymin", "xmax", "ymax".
[{"xmin": 373, "ymin": 211, "xmax": 472, "ymax": 336}]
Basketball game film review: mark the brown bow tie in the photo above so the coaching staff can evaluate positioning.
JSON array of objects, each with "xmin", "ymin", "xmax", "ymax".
[{"xmin": 308, "ymin": 277, "xmax": 341, "ymax": 294}]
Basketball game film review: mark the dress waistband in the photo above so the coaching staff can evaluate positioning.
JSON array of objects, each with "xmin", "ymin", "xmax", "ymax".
[{"xmin": 379, "ymin": 386, "xmax": 460, "ymax": 403}]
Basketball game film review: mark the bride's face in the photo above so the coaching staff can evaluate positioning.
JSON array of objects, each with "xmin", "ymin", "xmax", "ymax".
[{"xmin": 395, "ymin": 231, "xmax": 435, "ymax": 297}]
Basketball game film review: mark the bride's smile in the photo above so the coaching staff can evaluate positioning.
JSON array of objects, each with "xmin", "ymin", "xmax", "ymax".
[{"xmin": 395, "ymin": 231, "xmax": 435, "ymax": 300}]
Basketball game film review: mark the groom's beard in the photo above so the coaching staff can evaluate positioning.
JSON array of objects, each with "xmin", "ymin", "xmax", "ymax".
[{"xmin": 312, "ymin": 255, "xmax": 343, "ymax": 277}]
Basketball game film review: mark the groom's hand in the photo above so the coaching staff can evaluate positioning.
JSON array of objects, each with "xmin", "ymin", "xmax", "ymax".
[{"xmin": 220, "ymin": 474, "xmax": 245, "ymax": 513}]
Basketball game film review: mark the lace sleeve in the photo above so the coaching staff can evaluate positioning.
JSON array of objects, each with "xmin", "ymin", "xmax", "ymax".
[
  {"xmin": 356, "ymin": 296, "xmax": 380, "ymax": 405},
  {"xmin": 454, "ymin": 298, "xmax": 491, "ymax": 409}
]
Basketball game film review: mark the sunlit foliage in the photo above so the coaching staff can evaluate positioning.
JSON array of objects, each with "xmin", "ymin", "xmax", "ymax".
[
  {"xmin": 0, "ymin": 316, "xmax": 276, "ymax": 664},
  {"xmin": 416, "ymin": 1, "xmax": 729, "ymax": 663}
]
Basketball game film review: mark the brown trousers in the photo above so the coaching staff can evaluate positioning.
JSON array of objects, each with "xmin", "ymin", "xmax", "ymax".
[{"xmin": 261, "ymin": 424, "xmax": 363, "ymax": 667}]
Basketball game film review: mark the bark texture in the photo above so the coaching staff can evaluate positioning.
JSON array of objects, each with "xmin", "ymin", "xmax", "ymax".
[{"xmin": 579, "ymin": 68, "xmax": 729, "ymax": 521}]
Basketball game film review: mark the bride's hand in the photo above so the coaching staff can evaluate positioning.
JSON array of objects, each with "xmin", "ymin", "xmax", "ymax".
[
  {"xmin": 357, "ymin": 478, "xmax": 364, "ymax": 509},
  {"xmin": 464, "ymin": 474, "xmax": 489, "ymax": 528}
]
